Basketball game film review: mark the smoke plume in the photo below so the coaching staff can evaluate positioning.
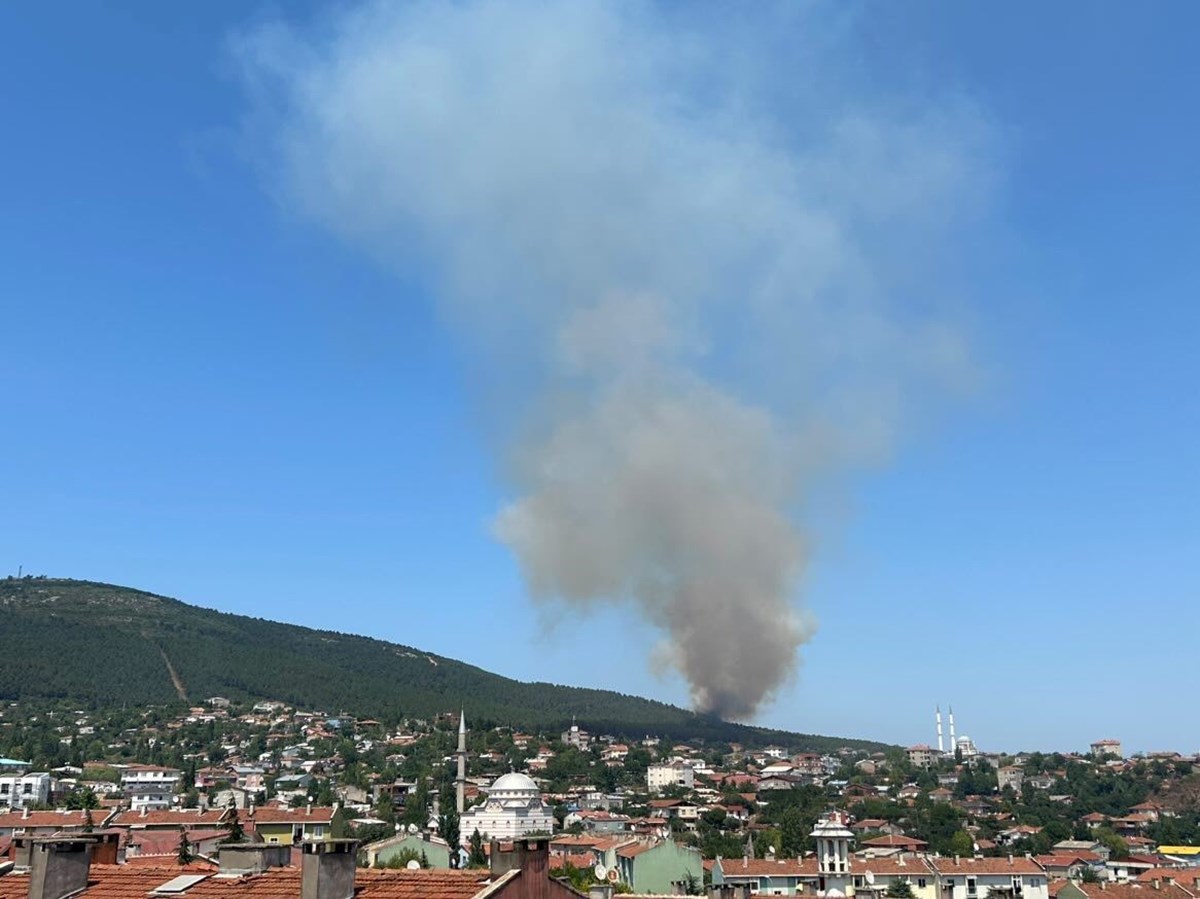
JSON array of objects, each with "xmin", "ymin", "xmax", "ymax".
[{"xmin": 235, "ymin": 0, "xmax": 991, "ymax": 719}]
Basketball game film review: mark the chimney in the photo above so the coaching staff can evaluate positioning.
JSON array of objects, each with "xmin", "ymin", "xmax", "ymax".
[
  {"xmin": 1152, "ymin": 880, "xmax": 1160, "ymax": 891},
  {"xmin": 23, "ymin": 808, "xmax": 30, "ymax": 820},
  {"xmin": 218, "ymin": 843, "xmax": 292, "ymax": 875},
  {"xmin": 28, "ymin": 838, "xmax": 94, "ymax": 899},
  {"xmin": 955, "ymin": 856, "xmax": 960, "ymax": 866},
  {"xmin": 1008, "ymin": 855, "xmax": 1014, "ymax": 866},
  {"xmin": 301, "ymin": 840, "xmax": 358, "ymax": 899}
]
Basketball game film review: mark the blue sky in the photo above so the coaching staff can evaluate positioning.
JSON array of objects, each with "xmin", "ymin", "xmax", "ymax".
[{"xmin": 2, "ymin": 2, "xmax": 1197, "ymax": 753}]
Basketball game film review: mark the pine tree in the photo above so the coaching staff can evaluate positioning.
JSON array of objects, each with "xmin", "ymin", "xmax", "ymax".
[
  {"xmin": 224, "ymin": 804, "xmax": 245, "ymax": 843},
  {"xmin": 437, "ymin": 810, "xmax": 460, "ymax": 868},
  {"xmin": 468, "ymin": 829, "xmax": 487, "ymax": 868},
  {"xmin": 177, "ymin": 830, "xmax": 195, "ymax": 865}
]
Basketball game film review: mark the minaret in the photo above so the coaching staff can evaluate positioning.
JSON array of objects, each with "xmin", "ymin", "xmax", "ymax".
[
  {"xmin": 456, "ymin": 710, "xmax": 467, "ymax": 815},
  {"xmin": 811, "ymin": 811, "xmax": 854, "ymax": 887},
  {"xmin": 936, "ymin": 706, "xmax": 944, "ymax": 754},
  {"xmin": 949, "ymin": 705, "xmax": 957, "ymax": 752}
]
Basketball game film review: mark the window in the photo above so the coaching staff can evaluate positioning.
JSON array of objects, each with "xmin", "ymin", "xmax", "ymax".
[
  {"xmin": 0, "ymin": 784, "xmax": 9, "ymax": 794},
  {"xmin": 23, "ymin": 783, "xmax": 32, "ymax": 794},
  {"xmin": 1012, "ymin": 877, "xmax": 1023, "ymax": 891},
  {"xmin": 967, "ymin": 878, "xmax": 977, "ymax": 896},
  {"xmin": 919, "ymin": 880, "xmax": 928, "ymax": 889}
]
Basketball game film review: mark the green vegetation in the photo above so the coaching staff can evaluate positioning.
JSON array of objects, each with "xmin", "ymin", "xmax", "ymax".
[{"xmin": 0, "ymin": 577, "xmax": 888, "ymax": 752}]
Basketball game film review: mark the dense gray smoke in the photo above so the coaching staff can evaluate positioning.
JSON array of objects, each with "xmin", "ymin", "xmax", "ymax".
[{"xmin": 237, "ymin": 0, "xmax": 990, "ymax": 719}]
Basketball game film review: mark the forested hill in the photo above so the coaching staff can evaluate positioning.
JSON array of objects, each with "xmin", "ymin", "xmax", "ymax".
[{"xmin": 0, "ymin": 577, "xmax": 888, "ymax": 752}]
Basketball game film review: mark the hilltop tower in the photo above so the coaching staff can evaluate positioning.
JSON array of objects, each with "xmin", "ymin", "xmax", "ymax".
[{"xmin": 456, "ymin": 710, "xmax": 467, "ymax": 815}]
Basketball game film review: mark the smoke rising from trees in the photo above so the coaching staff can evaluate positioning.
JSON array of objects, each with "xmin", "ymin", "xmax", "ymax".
[{"xmin": 235, "ymin": 0, "xmax": 993, "ymax": 719}]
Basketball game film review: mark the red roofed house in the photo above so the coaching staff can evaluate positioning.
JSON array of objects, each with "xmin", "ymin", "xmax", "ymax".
[
  {"xmin": 244, "ymin": 806, "xmax": 344, "ymax": 845},
  {"xmin": 0, "ymin": 809, "xmax": 114, "ymax": 838},
  {"xmin": 926, "ymin": 855, "xmax": 1050, "ymax": 899}
]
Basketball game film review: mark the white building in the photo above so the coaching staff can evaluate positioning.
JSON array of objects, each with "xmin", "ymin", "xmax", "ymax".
[
  {"xmin": 458, "ymin": 772, "xmax": 555, "ymax": 844},
  {"xmin": 927, "ymin": 856, "xmax": 1050, "ymax": 899},
  {"xmin": 646, "ymin": 764, "xmax": 694, "ymax": 793},
  {"xmin": 120, "ymin": 765, "xmax": 182, "ymax": 811},
  {"xmin": 561, "ymin": 719, "xmax": 590, "ymax": 751},
  {"xmin": 0, "ymin": 773, "xmax": 52, "ymax": 808}
]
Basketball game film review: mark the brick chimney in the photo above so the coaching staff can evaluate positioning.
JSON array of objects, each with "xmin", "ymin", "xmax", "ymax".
[
  {"xmin": 301, "ymin": 840, "xmax": 358, "ymax": 899},
  {"xmin": 488, "ymin": 838, "xmax": 549, "ymax": 892},
  {"xmin": 28, "ymin": 838, "xmax": 93, "ymax": 899}
]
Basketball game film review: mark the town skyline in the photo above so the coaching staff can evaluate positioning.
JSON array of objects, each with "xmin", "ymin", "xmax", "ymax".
[{"xmin": 4, "ymin": 1, "xmax": 1198, "ymax": 752}]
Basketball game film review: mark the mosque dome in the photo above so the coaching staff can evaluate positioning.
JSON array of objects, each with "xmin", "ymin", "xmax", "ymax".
[{"xmin": 489, "ymin": 772, "xmax": 539, "ymax": 794}]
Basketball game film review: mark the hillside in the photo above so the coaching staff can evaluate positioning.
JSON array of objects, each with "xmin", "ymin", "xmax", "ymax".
[{"xmin": 0, "ymin": 577, "xmax": 888, "ymax": 752}]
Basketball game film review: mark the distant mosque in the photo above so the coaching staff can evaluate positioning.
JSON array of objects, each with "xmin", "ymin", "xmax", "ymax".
[
  {"xmin": 455, "ymin": 713, "xmax": 555, "ymax": 843},
  {"xmin": 935, "ymin": 704, "xmax": 979, "ymax": 758}
]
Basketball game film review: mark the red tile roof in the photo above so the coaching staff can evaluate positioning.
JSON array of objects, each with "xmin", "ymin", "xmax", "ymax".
[
  {"xmin": 110, "ymin": 810, "xmax": 228, "ymax": 829},
  {"xmin": 862, "ymin": 835, "xmax": 928, "ymax": 848},
  {"xmin": 854, "ymin": 858, "xmax": 936, "ymax": 877},
  {"xmin": 1072, "ymin": 882, "xmax": 1194, "ymax": 899},
  {"xmin": 246, "ymin": 808, "xmax": 335, "ymax": 825},
  {"xmin": 926, "ymin": 857, "xmax": 1046, "ymax": 876},
  {"xmin": 718, "ymin": 858, "xmax": 819, "ymax": 877},
  {"xmin": 0, "ymin": 809, "xmax": 113, "ymax": 830},
  {"xmin": 0, "ymin": 866, "xmax": 495, "ymax": 899}
]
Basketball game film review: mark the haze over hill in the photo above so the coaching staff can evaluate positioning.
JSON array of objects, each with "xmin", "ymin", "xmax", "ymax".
[{"xmin": 0, "ymin": 577, "xmax": 888, "ymax": 752}]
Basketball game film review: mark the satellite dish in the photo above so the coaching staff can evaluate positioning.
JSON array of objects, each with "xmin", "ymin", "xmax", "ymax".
[
  {"xmin": 865, "ymin": 871, "xmax": 875, "ymax": 885},
  {"xmin": 607, "ymin": 869, "xmax": 619, "ymax": 883},
  {"xmin": 405, "ymin": 860, "xmax": 421, "ymax": 870},
  {"xmin": 594, "ymin": 864, "xmax": 608, "ymax": 881},
  {"xmin": 407, "ymin": 823, "xmax": 418, "ymax": 834}
]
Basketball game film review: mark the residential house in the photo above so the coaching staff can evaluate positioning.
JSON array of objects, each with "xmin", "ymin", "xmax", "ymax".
[
  {"xmin": 246, "ymin": 806, "xmax": 343, "ymax": 845},
  {"xmin": 647, "ymin": 799, "xmax": 699, "ymax": 824},
  {"xmin": 1032, "ymin": 856, "xmax": 1095, "ymax": 881},
  {"xmin": 109, "ymin": 808, "xmax": 230, "ymax": 834},
  {"xmin": 646, "ymin": 764, "xmax": 694, "ymax": 793},
  {"xmin": 908, "ymin": 746, "xmax": 938, "ymax": 769},
  {"xmin": 1090, "ymin": 740, "xmax": 1123, "ymax": 759},
  {"xmin": 926, "ymin": 856, "xmax": 1050, "ymax": 899},
  {"xmin": 1052, "ymin": 841, "xmax": 1110, "ymax": 862},
  {"xmin": 853, "ymin": 856, "xmax": 940, "ymax": 899},
  {"xmin": 997, "ymin": 825, "xmax": 1043, "ymax": 847},
  {"xmin": 119, "ymin": 765, "xmax": 183, "ymax": 812},
  {"xmin": 0, "ymin": 773, "xmax": 52, "ymax": 809},
  {"xmin": 998, "ymin": 767, "xmax": 1024, "ymax": 792},
  {"xmin": 711, "ymin": 856, "xmax": 819, "ymax": 896},
  {"xmin": 363, "ymin": 831, "xmax": 457, "ymax": 869},
  {"xmin": 0, "ymin": 808, "xmax": 113, "ymax": 837},
  {"xmin": 860, "ymin": 834, "xmax": 929, "ymax": 854},
  {"xmin": 614, "ymin": 839, "xmax": 704, "ymax": 894}
]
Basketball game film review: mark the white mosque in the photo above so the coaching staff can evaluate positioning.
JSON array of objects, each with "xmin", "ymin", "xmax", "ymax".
[{"xmin": 455, "ymin": 714, "xmax": 555, "ymax": 844}]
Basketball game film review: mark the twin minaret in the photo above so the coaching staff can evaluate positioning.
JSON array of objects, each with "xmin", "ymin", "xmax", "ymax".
[
  {"xmin": 455, "ymin": 710, "xmax": 467, "ymax": 815},
  {"xmin": 935, "ymin": 704, "xmax": 957, "ymax": 755}
]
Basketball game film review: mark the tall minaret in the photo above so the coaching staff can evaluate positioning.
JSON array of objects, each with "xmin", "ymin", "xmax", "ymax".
[
  {"xmin": 949, "ymin": 705, "xmax": 957, "ymax": 752},
  {"xmin": 936, "ymin": 705, "xmax": 944, "ymax": 754},
  {"xmin": 455, "ymin": 710, "xmax": 467, "ymax": 815}
]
